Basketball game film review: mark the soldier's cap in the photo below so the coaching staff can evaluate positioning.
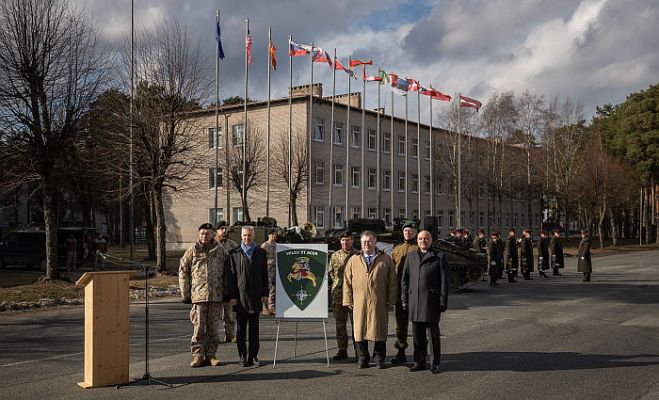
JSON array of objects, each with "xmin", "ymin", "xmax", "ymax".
[
  {"xmin": 338, "ymin": 230, "xmax": 353, "ymax": 239},
  {"xmin": 216, "ymin": 221, "xmax": 229, "ymax": 229},
  {"xmin": 402, "ymin": 220, "xmax": 418, "ymax": 230},
  {"xmin": 199, "ymin": 223, "xmax": 214, "ymax": 231},
  {"xmin": 490, "ymin": 230, "xmax": 500, "ymax": 237}
]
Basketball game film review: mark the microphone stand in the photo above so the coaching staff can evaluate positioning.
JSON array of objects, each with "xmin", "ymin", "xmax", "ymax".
[{"xmin": 99, "ymin": 252, "xmax": 172, "ymax": 388}]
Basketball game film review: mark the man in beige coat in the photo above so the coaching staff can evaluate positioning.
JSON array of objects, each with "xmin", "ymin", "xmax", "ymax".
[{"xmin": 343, "ymin": 231, "xmax": 397, "ymax": 369}]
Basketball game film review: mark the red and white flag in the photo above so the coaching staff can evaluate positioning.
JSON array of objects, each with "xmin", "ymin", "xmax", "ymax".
[
  {"xmin": 460, "ymin": 95, "xmax": 482, "ymax": 111},
  {"xmin": 246, "ymin": 29, "xmax": 252, "ymax": 64},
  {"xmin": 349, "ymin": 59, "xmax": 373, "ymax": 69},
  {"xmin": 312, "ymin": 47, "xmax": 332, "ymax": 67},
  {"xmin": 335, "ymin": 58, "xmax": 356, "ymax": 78},
  {"xmin": 407, "ymin": 79, "xmax": 420, "ymax": 92}
]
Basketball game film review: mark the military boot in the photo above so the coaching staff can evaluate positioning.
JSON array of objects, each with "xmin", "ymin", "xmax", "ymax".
[
  {"xmin": 332, "ymin": 349, "xmax": 348, "ymax": 361},
  {"xmin": 190, "ymin": 355, "xmax": 204, "ymax": 368},
  {"xmin": 208, "ymin": 355, "xmax": 222, "ymax": 366},
  {"xmin": 390, "ymin": 348, "xmax": 407, "ymax": 364}
]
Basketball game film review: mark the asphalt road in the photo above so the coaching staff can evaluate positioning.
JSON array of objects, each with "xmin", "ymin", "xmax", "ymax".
[{"xmin": 1, "ymin": 249, "xmax": 659, "ymax": 400}]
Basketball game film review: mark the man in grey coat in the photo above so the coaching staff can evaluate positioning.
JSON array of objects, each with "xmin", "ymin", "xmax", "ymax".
[{"xmin": 401, "ymin": 230, "xmax": 449, "ymax": 374}]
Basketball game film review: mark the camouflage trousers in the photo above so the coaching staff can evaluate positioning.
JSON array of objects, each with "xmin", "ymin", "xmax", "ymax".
[
  {"xmin": 222, "ymin": 302, "xmax": 235, "ymax": 339},
  {"xmin": 267, "ymin": 265, "xmax": 276, "ymax": 310},
  {"xmin": 333, "ymin": 303, "xmax": 355, "ymax": 351},
  {"xmin": 394, "ymin": 303, "xmax": 409, "ymax": 350},
  {"xmin": 190, "ymin": 302, "xmax": 223, "ymax": 356}
]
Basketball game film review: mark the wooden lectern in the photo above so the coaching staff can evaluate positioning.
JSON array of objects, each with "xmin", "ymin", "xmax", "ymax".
[{"xmin": 75, "ymin": 271, "xmax": 133, "ymax": 388}]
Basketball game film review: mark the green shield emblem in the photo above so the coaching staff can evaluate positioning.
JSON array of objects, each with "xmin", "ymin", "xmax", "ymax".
[{"xmin": 277, "ymin": 249, "xmax": 326, "ymax": 310}]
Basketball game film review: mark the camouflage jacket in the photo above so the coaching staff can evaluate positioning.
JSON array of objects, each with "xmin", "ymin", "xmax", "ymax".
[
  {"xmin": 328, "ymin": 249, "xmax": 357, "ymax": 305},
  {"xmin": 218, "ymin": 237, "xmax": 238, "ymax": 252},
  {"xmin": 391, "ymin": 240, "xmax": 419, "ymax": 277},
  {"xmin": 261, "ymin": 240, "xmax": 277, "ymax": 269},
  {"xmin": 179, "ymin": 239, "xmax": 229, "ymax": 303}
]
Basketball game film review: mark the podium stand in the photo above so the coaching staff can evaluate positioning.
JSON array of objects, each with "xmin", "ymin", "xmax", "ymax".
[{"xmin": 76, "ymin": 271, "xmax": 133, "ymax": 388}]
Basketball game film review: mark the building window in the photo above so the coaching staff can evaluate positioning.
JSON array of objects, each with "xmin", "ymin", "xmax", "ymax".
[
  {"xmin": 412, "ymin": 209, "xmax": 419, "ymax": 219},
  {"xmin": 398, "ymin": 172, "xmax": 406, "ymax": 191},
  {"xmin": 351, "ymin": 125, "xmax": 360, "ymax": 148},
  {"xmin": 232, "ymin": 124, "xmax": 244, "ymax": 147},
  {"xmin": 435, "ymin": 178, "xmax": 443, "ymax": 194},
  {"xmin": 368, "ymin": 207, "xmax": 377, "ymax": 219},
  {"xmin": 209, "ymin": 208, "xmax": 224, "ymax": 224},
  {"xmin": 333, "ymin": 163, "xmax": 343, "ymax": 186},
  {"xmin": 383, "ymin": 170, "xmax": 391, "ymax": 190},
  {"xmin": 315, "ymin": 162, "xmax": 324, "ymax": 184},
  {"xmin": 437, "ymin": 211, "xmax": 444, "ymax": 228},
  {"xmin": 333, "ymin": 122, "xmax": 343, "ymax": 145},
  {"xmin": 383, "ymin": 132, "xmax": 391, "ymax": 153},
  {"xmin": 398, "ymin": 208, "xmax": 406, "ymax": 219},
  {"xmin": 233, "ymin": 207, "xmax": 244, "ymax": 222},
  {"xmin": 423, "ymin": 140, "xmax": 430, "ymax": 160},
  {"xmin": 505, "ymin": 213, "xmax": 510, "ymax": 227},
  {"xmin": 314, "ymin": 207, "xmax": 325, "ymax": 228},
  {"xmin": 423, "ymin": 175, "xmax": 430, "ymax": 194},
  {"xmin": 208, "ymin": 168, "xmax": 223, "ymax": 189},
  {"xmin": 479, "ymin": 212, "xmax": 485, "ymax": 228},
  {"xmin": 448, "ymin": 210, "xmax": 455, "ymax": 228},
  {"xmin": 398, "ymin": 135, "xmax": 405, "ymax": 155},
  {"xmin": 425, "ymin": 209, "xmax": 431, "ymax": 217},
  {"xmin": 351, "ymin": 166, "xmax": 360, "ymax": 187},
  {"xmin": 383, "ymin": 208, "xmax": 391, "ymax": 226},
  {"xmin": 411, "ymin": 174, "xmax": 418, "ymax": 193},
  {"xmin": 208, "ymin": 127, "xmax": 223, "ymax": 149},
  {"xmin": 351, "ymin": 207, "xmax": 360, "ymax": 220},
  {"xmin": 411, "ymin": 138, "xmax": 418, "ymax": 158},
  {"xmin": 334, "ymin": 207, "xmax": 344, "ymax": 228},
  {"xmin": 367, "ymin": 168, "xmax": 376, "ymax": 189},
  {"xmin": 314, "ymin": 118, "xmax": 325, "ymax": 141},
  {"xmin": 367, "ymin": 129, "xmax": 376, "ymax": 151}
]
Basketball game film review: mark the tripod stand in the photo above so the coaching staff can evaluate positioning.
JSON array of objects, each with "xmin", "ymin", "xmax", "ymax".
[{"xmin": 99, "ymin": 252, "xmax": 172, "ymax": 388}]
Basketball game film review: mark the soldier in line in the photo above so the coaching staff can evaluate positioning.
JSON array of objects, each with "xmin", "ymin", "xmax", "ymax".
[
  {"xmin": 215, "ymin": 221, "xmax": 237, "ymax": 343},
  {"xmin": 260, "ymin": 228, "xmax": 277, "ymax": 316},
  {"xmin": 549, "ymin": 230, "xmax": 564, "ymax": 276},
  {"xmin": 537, "ymin": 231, "xmax": 550, "ymax": 278},
  {"xmin": 390, "ymin": 220, "xmax": 419, "ymax": 365},
  {"xmin": 471, "ymin": 229, "xmax": 487, "ymax": 254},
  {"xmin": 328, "ymin": 230, "xmax": 358, "ymax": 361},
  {"xmin": 486, "ymin": 231, "xmax": 503, "ymax": 287},
  {"xmin": 179, "ymin": 223, "xmax": 230, "ymax": 368},
  {"xmin": 577, "ymin": 229, "xmax": 593, "ymax": 282},
  {"xmin": 462, "ymin": 228, "xmax": 473, "ymax": 249},
  {"xmin": 65, "ymin": 234, "xmax": 78, "ymax": 272},
  {"xmin": 520, "ymin": 229, "xmax": 534, "ymax": 280},
  {"xmin": 503, "ymin": 229, "xmax": 519, "ymax": 283}
]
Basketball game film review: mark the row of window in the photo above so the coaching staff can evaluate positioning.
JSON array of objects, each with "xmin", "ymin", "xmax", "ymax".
[{"xmin": 208, "ymin": 125, "xmax": 244, "ymax": 149}]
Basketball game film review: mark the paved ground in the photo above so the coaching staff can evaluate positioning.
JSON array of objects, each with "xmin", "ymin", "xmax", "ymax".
[{"xmin": 1, "ymin": 250, "xmax": 659, "ymax": 400}]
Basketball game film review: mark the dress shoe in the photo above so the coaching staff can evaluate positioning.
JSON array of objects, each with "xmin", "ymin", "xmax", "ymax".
[
  {"xmin": 430, "ymin": 363, "xmax": 441, "ymax": 374},
  {"xmin": 390, "ymin": 349, "xmax": 407, "ymax": 364},
  {"xmin": 190, "ymin": 355, "xmax": 204, "ymax": 368},
  {"xmin": 358, "ymin": 359, "xmax": 370, "ymax": 369},
  {"xmin": 208, "ymin": 356, "xmax": 222, "ymax": 366},
  {"xmin": 409, "ymin": 363, "xmax": 426, "ymax": 372},
  {"xmin": 332, "ymin": 349, "xmax": 348, "ymax": 361},
  {"xmin": 240, "ymin": 356, "xmax": 251, "ymax": 367},
  {"xmin": 252, "ymin": 357, "xmax": 261, "ymax": 367},
  {"xmin": 377, "ymin": 359, "xmax": 386, "ymax": 369}
]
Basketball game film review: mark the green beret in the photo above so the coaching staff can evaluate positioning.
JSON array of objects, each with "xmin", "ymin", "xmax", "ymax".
[{"xmin": 402, "ymin": 220, "xmax": 418, "ymax": 230}]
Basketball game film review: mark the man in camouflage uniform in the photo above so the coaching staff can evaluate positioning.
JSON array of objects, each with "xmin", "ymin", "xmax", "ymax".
[
  {"xmin": 179, "ymin": 223, "xmax": 230, "ymax": 367},
  {"xmin": 215, "ymin": 221, "xmax": 237, "ymax": 342},
  {"xmin": 260, "ymin": 228, "xmax": 277, "ymax": 315},
  {"xmin": 390, "ymin": 220, "xmax": 418, "ymax": 364},
  {"xmin": 328, "ymin": 231, "xmax": 357, "ymax": 361}
]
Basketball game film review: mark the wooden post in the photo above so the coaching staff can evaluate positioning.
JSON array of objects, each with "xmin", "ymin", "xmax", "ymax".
[{"xmin": 76, "ymin": 271, "xmax": 133, "ymax": 388}]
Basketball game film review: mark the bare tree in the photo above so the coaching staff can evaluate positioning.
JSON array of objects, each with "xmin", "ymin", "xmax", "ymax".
[
  {"xmin": 272, "ymin": 129, "xmax": 308, "ymax": 226},
  {"xmin": 0, "ymin": 0, "xmax": 105, "ymax": 279},
  {"xmin": 226, "ymin": 126, "xmax": 266, "ymax": 222}
]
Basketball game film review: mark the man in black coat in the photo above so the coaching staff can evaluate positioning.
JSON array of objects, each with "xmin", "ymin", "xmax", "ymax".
[
  {"xmin": 503, "ymin": 229, "xmax": 519, "ymax": 283},
  {"xmin": 227, "ymin": 225, "xmax": 269, "ymax": 367},
  {"xmin": 401, "ymin": 230, "xmax": 449, "ymax": 374},
  {"xmin": 487, "ymin": 231, "xmax": 504, "ymax": 287},
  {"xmin": 537, "ymin": 231, "xmax": 550, "ymax": 278},
  {"xmin": 520, "ymin": 229, "xmax": 534, "ymax": 280},
  {"xmin": 549, "ymin": 230, "xmax": 564, "ymax": 276}
]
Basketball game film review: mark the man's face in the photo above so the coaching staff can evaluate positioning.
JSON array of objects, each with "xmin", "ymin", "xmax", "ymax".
[
  {"xmin": 199, "ymin": 229, "xmax": 213, "ymax": 244},
  {"xmin": 361, "ymin": 235, "xmax": 376, "ymax": 254},
  {"xmin": 403, "ymin": 227, "xmax": 417, "ymax": 241},
  {"xmin": 491, "ymin": 235, "xmax": 498, "ymax": 242},
  {"xmin": 268, "ymin": 233, "xmax": 277, "ymax": 242},
  {"xmin": 340, "ymin": 236, "xmax": 353, "ymax": 252},
  {"xmin": 218, "ymin": 227, "xmax": 228, "ymax": 238},
  {"xmin": 417, "ymin": 231, "xmax": 432, "ymax": 251},
  {"xmin": 242, "ymin": 229, "xmax": 255, "ymax": 246},
  {"xmin": 509, "ymin": 231, "xmax": 515, "ymax": 237}
]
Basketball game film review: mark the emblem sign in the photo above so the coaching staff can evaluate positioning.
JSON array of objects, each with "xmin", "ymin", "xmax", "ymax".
[{"xmin": 275, "ymin": 244, "xmax": 328, "ymax": 318}]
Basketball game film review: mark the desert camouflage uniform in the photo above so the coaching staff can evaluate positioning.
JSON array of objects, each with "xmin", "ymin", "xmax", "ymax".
[
  {"xmin": 179, "ymin": 239, "xmax": 229, "ymax": 357},
  {"xmin": 218, "ymin": 236, "xmax": 238, "ymax": 339},
  {"xmin": 261, "ymin": 240, "xmax": 277, "ymax": 310},
  {"xmin": 328, "ymin": 248, "xmax": 357, "ymax": 351},
  {"xmin": 391, "ymin": 240, "xmax": 418, "ymax": 351}
]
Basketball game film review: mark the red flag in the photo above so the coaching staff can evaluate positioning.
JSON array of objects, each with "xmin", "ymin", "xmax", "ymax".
[
  {"xmin": 335, "ymin": 58, "xmax": 355, "ymax": 78},
  {"xmin": 312, "ymin": 47, "xmax": 332, "ymax": 67},
  {"xmin": 460, "ymin": 95, "xmax": 482, "ymax": 111},
  {"xmin": 419, "ymin": 84, "xmax": 452, "ymax": 102},
  {"xmin": 349, "ymin": 59, "xmax": 373, "ymax": 68},
  {"xmin": 407, "ymin": 79, "xmax": 419, "ymax": 92},
  {"xmin": 246, "ymin": 29, "xmax": 252, "ymax": 65},
  {"xmin": 268, "ymin": 39, "xmax": 277, "ymax": 70}
]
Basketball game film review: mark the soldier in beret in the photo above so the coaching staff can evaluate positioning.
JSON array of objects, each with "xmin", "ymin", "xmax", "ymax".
[
  {"xmin": 260, "ymin": 228, "xmax": 278, "ymax": 316},
  {"xmin": 328, "ymin": 230, "xmax": 358, "ymax": 361},
  {"xmin": 215, "ymin": 221, "xmax": 237, "ymax": 342},
  {"xmin": 487, "ymin": 231, "xmax": 503, "ymax": 287}
]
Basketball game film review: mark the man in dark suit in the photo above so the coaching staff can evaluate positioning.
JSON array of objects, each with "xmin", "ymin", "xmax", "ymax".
[
  {"xmin": 227, "ymin": 225, "xmax": 269, "ymax": 367},
  {"xmin": 401, "ymin": 230, "xmax": 449, "ymax": 374}
]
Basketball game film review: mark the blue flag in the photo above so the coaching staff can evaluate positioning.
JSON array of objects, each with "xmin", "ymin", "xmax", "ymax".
[{"xmin": 216, "ymin": 21, "xmax": 225, "ymax": 60}]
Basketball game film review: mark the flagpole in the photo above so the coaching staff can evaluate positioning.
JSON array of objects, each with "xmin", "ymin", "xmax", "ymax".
[
  {"xmin": 405, "ymin": 91, "xmax": 409, "ymax": 218},
  {"xmin": 345, "ymin": 56, "xmax": 351, "ymax": 228},
  {"xmin": 214, "ymin": 10, "xmax": 221, "ymax": 227},
  {"xmin": 390, "ymin": 83, "xmax": 394, "ymax": 225},
  {"xmin": 361, "ymin": 65, "xmax": 366, "ymax": 217},
  {"xmin": 417, "ymin": 85, "xmax": 421, "ymax": 218},
  {"xmin": 457, "ymin": 92, "xmax": 462, "ymax": 228},
  {"xmin": 129, "ymin": 0, "xmax": 134, "ymax": 260},
  {"xmin": 266, "ymin": 27, "xmax": 272, "ymax": 217},
  {"xmin": 429, "ymin": 93, "xmax": 434, "ymax": 216},
  {"xmin": 328, "ymin": 48, "xmax": 336, "ymax": 227},
  {"xmin": 242, "ymin": 19, "xmax": 249, "ymax": 222},
  {"xmin": 308, "ymin": 42, "xmax": 314, "ymax": 225},
  {"xmin": 288, "ymin": 35, "xmax": 293, "ymax": 227},
  {"xmin": 376, "ymin": 69, "xmax": 381, "ymax": 219}
]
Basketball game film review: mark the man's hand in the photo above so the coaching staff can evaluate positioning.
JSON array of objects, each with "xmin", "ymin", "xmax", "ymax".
[
  {"xmin": 229, "ymin": 298, "xmax": 238, "ymax": 306},
  {"xmin": 439, "ymin": 304, "xmax": 447, "ymax": 313},
  {"xmin": 182, "ymin": 297, "xmax": 192, "ymax": 305},
  {"xmin": 347, "ymin": 305, "xmax": 353, "ymax": 310},
  {"xmin": 402, "ymin": 303, "xmax": 408, "ymax": 311},
  {"xmin": 260, "ymin": 296, "xmax": 268, "ymax": 304}
]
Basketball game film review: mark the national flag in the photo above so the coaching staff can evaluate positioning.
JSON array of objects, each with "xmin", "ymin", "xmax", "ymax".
[
  {"xmin": 378, "ymin": 69, "xmax": 389, "ymax": 85},
  {"xmin": 335, "ymin": 58, "xmax": 356, "ymax": 78},
  {"xmin": 269, "ymin": 39, "xmax": 277, "ymax": 70},
  {"xmin": 407, "ymin": 78, "xmax": 419, "ymax": 92},
  {"xmin": 215, "ymin": 20, "xmax": 225, "ymax": 60},
  {"xmin": 312, "ymin": 47, "xmax": 332, "ymax": 67},
  {"xmin": 349, "ymin": 59, "xmax": 373, "ymax": 69},
  {"xmin": 289, "ymin": 40, "xmax": 311, "ymax": 56},
  {"xmin": 364, "ymin": 75, "xmax": 382, "ymax": 82},
  {"xmin": 460, "ymin": 95, "xmax": 482, "ymax": 111},
  {"xmin": 246, "ymin": 29, "xmax": 252, "ymax": 64},
  {"xmin": 389, "ymin": 73, "xmax": 408, "ymax": 95},
  {"xmin": 419, "ymin": 84, "xmax": 452, "ymax": 102}
]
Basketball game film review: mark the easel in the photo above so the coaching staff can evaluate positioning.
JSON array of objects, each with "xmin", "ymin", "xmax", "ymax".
[{"xmin": 272, "ymin": 318, "xmax": 330, "ymax": 368}]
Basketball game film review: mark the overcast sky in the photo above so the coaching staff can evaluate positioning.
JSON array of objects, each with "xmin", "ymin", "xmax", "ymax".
[{"xmin": 77, "ymin": 0, "xmax": 658, "ymax": 124}]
